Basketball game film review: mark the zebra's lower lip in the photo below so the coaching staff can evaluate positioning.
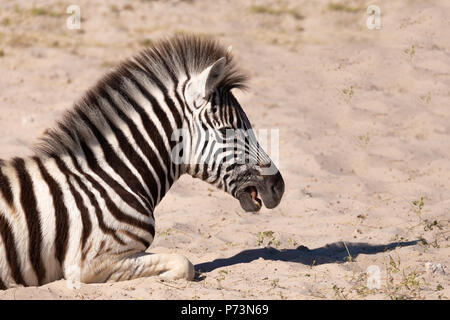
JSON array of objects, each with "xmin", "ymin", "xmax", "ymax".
[{"xmin": 237, "ymin": 186, "xmax": 262, "ymax": 212}]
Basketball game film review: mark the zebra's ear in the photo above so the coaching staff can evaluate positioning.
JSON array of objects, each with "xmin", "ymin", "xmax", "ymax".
[
  {"xmin": 203, "ymin": 57, "xmax": 226, "ymax": 96},
  {"xmin": 186, "ymin": 57, "xmax": 226, "ymax": 106}
]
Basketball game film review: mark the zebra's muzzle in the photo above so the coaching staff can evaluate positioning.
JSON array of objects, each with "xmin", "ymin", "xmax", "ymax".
[{"xmin": 236, "ymin": 171, "xmax": 284, "ymax": 212}]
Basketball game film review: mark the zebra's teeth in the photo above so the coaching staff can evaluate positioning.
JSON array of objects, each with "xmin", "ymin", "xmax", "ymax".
[{"xmin": 249, "ymin": 186, "xmax": 261, "ymax": 207}]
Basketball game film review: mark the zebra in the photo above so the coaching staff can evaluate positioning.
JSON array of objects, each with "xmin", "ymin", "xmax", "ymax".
[{"xmin": 0, "ymin": 35, "xmax": 284, "ymax": 289}]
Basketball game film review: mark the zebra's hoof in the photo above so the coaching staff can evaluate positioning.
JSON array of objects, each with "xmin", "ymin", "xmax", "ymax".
[{"xmin": 159, "ymin": 254, "xmax": 195, "ymax": 281}]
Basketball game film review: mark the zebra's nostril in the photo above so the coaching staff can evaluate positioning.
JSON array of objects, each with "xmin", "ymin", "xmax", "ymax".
[
  {"xmin": 269, "ymin": 172, "xmax": 284, "ymax": 198},
  {"xmin": 261, "ymin": 171, "xmax": 284, "ymax": 209}
]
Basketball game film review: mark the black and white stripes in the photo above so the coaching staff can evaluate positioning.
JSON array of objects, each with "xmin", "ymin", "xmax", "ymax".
[{"xmin": 0, "ymin": 35, "xmax": 284, "ymax": 288}]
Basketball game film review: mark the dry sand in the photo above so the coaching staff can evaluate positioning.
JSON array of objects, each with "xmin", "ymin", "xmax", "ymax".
[{"xmin": 0, "ymin": 0, "xmax": 449, "ymax": 299}]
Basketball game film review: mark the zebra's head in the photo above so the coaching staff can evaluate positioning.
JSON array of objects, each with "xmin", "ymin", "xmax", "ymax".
[{"xmin": 179, "ymin": 54, "xmax": 285, "ymax": 212}]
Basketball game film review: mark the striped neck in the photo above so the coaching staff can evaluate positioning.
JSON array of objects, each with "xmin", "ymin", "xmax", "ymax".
[
  {"xmin": 35, "ymin": 75, "xmax": 188, "ymax": 214},
  {"xmin": 33, "ymin": 35, "xmax": 248, "ymax": 216}
]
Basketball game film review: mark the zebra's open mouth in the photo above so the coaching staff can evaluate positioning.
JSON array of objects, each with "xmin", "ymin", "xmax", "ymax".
[
  {"xmin": 237, "ymin": 186, "xmax": 262, "ymax": 212},
  {"xmin": 235, "ymin": 171, "xmax": 284, "ymax": 212}
]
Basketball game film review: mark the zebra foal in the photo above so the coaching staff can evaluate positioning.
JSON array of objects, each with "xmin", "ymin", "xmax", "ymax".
[{"xmin": 0, "ymin": 35, "xmax": 284, "ymax": 289}]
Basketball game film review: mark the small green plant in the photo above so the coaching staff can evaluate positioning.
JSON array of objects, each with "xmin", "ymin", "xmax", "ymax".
[
  {"xmin": 0, "ymin": 18, "xmax": 10, "ymax": 26},
  {"xmin": 327, "ymin": 2, "xmax": 362, "ymax": 13},
  {"xmin": 279, "ymin": 291, "xmax": 287, "ymax": 300},
  {"xmin": 218, "ymin": 270, "xmax": 228, "ymax": 281},
  {"xmin": 358, "ymin": 133, "xmax": 370, "ymax": 146},
  {"xmin": 390, "ymin": 234, "xmax": 408, "ymax": 242},
  {"xmin": 216, "ymin": 269, "xmax": 229, "ymax": 290},
  {"xmin": 420, "ymin": 92, "xmax": 431, "ymax": 104},
  {"xmin": 404, "ymin": 45, "xmax": 416, "ymax": 60},
  {"xmin": 348, "ymin": 272, "xmax": 375, "ymax": 298},
  {"xmin": 423, "ymin": 219, "xmax": 443, "ymax": 231},
  {"xmin": 256, "ymin": 231, "xmax": 280, "ymax": 247},
  {"xmin": 109, "ymin": 5, "xmax": 120, "ymax": 13},
  {"xmin": 29, "ymin": 7, "xmax": 62, "ymax": 17},
  {"xmin": 388, "ymin": 255, "xmax": 401, "ymax": 273},
  {"xmin": 418, "ymin": 237, "xmax": 428, "ymax": 247},
  {"xmin": 248, "ymin": 5, "xmax": 303, "ymax": 20},
  {"xmin": 270, "ymin": 278, "xmax": 280, "ymax": 288},
  {"xmin": 384, "ymin": 255, "xmax": 425, "ymax": 300},
  {"xmin": 287, "ymin": 238, "xmax": 298, "ymax": 247},
  {"xmin": 158, "ymin": 228, "xmax": 172, "ymax": 238},
  {"xmin": 411, "ymin": 197, "xmax": 424, "ymax": 215},
  {"xmin": 342, "ymin": 241, "xmax": 353, "ymax": 262},
  {"xmin": 422, "ymin": 238, "xmax": 440, "ymax": 248},
  {"xmin": 332, "ymin": 284, "xmax": 347, "ymax": 299},
  {"xmin": 400, "ymin": 269, "xmax": 421, "ymax": 291},
  {"xmin": 410, "ymin": 197, "xmax": 444, "ymax": 235},
  {"xmin": 342, "ymin": 85, "xmax": 354, "ymax": 102}
]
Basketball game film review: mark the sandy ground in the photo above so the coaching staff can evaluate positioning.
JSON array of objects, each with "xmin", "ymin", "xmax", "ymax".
[{"xmin": 0, "ymin": 0, "xmax": 449, "ymax": 300}]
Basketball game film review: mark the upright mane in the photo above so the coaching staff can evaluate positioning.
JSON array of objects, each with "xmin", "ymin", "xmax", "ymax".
[
  {"xmin": 136, "ymin": 35, "xmax": 248, "ymax": 91},
  {"xmin": 34, "ymin": 35, "xmax": 248, "ymax": 157}
]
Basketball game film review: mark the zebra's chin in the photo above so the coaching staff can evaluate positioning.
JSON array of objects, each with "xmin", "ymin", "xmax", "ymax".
[{"xmin": 236, "ymin": 186, "xmax": 263, "ymax": 212}]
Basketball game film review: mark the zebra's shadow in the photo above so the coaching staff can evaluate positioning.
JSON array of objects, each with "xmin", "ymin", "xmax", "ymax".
[{"xmin": 194, "ymin": 240, "xmax": 418, "ymax": 277}]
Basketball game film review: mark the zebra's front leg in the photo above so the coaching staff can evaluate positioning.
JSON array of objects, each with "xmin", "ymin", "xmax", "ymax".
[{"xmin": 103, "ymin": 252, "xmax": 195, "ymax": 282}]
